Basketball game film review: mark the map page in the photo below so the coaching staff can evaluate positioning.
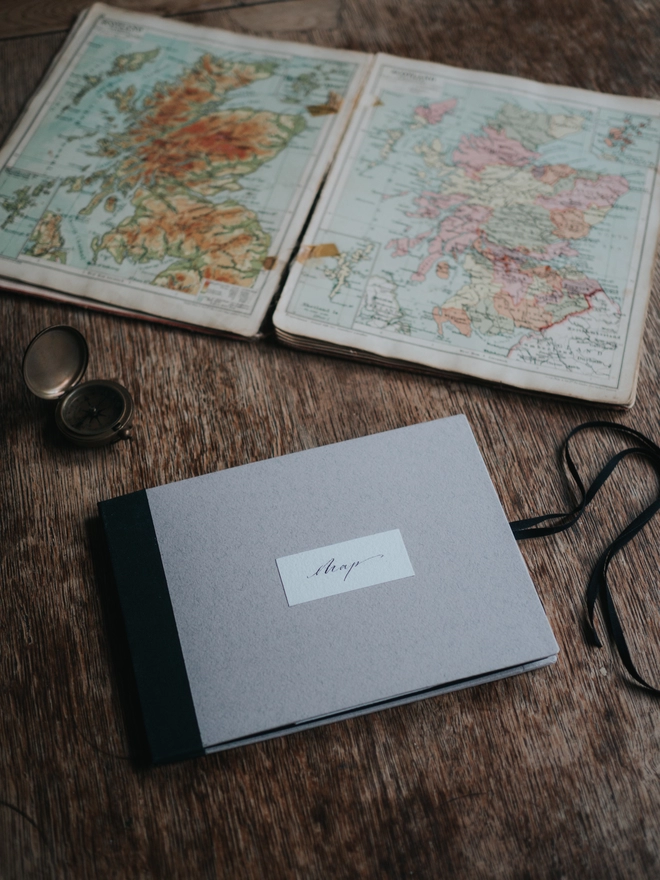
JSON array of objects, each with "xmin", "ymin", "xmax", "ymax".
[
  {"xmin": 275, "ymin": 55, "xmax": 660, "ymax": 404},
  {"xmin": 0, "ymin": 4, "xmax": 370, "ymax": 336}
]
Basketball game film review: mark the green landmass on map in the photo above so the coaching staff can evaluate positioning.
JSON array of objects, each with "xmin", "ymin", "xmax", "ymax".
[
  {"xmin": 1, "ymin": 180, "xmax": 54, "ymax": 229},
  {"xmin": 70, "ymin": 48, "xmax": 160, "ymax": 107},
  {"xmin": 92, "ymin": 190, "xmax": 269, "ymax": 293},
  {"xmin": 24, "ymin": 210, "xmax": 67, "ymax": 262},
  {"xmin": 487, "ymin": 103, "xmax": 583, "ymax": 150},
  {"xmin": 283, "ymin": 71, "xmax": 319, "ymax": 102}
]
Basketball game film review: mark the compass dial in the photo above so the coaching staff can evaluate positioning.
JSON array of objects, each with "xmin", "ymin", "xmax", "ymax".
[
  {"xmin": 61, "ymin": 385, "xmax": 124, "ymax": 433},
  {"xmin": 55, "ymin": 380, "xmax": 133, "ymax": 446}
]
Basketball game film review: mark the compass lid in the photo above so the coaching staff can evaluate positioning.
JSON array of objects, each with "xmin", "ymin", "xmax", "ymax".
[{"xmin": 22, "ymin": 325, "xmax": 89, "ymax": 400}]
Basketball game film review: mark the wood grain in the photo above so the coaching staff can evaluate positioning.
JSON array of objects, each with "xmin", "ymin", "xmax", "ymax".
[
  {"xmin": 3, "ymin": 1, "xmax": 660, "ymax": 878},
  {"xmin": 0, "ymin": 0, "xmax": 276, "ymax": 40}
]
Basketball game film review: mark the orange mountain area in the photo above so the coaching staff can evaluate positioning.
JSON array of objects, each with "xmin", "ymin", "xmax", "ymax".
[
  {"xmin": 93, "ymin": 190, "xmax": 270, "ymax": 293},
  {"xmin": 124, "ymin": 108, "xmax": 304, "ymax": 194},
  {"xmin": 84, "ymin": 53, "xmax": 306, "ymax": 291},
  {"xmin": 92, "ymin": 54, "xmax": 304, "ymax": 196}
]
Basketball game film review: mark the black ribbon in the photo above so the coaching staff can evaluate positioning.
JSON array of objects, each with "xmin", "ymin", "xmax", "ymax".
[{"xmin": 509, "ymin": 420, "xmax": 660, "ymax": 694}]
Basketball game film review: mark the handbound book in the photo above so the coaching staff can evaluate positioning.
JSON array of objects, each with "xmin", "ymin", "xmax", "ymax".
[
  {"xmin": 2, "ymin": 5, "xmax": 660, "ymax": 404},
  {"xmin": 99, "ymin": 415, "xmax": 558, "ymax": 764}
]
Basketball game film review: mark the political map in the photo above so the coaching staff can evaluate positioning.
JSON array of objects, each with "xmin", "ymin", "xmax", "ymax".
[
  {"xmin": 280, "ymin": 58, "xmax": 660, "ymax": 401},
  {"xmin": 0, "ymin": 5, "xmax": 365, "ymax": 334}
]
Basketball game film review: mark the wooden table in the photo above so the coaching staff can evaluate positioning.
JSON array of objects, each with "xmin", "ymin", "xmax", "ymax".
[{"xmin": 3, "ymin": 1, "xmax": 660, "ymax": 876}]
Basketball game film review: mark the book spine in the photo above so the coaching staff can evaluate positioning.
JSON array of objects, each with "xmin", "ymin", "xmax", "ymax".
[{"xmin": 98, "ymin": 490, "xmax": 203, "ymax": 764}]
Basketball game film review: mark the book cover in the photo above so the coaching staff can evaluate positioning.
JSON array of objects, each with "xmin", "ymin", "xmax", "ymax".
[{"xmin": 99, "ymin": 415, "xmax": 558, "ymax": 764}]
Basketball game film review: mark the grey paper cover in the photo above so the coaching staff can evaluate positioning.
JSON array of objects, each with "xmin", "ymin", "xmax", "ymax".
[{"xmin": 141, "ymin": 415, "xmax": 558, "ymax": 752}]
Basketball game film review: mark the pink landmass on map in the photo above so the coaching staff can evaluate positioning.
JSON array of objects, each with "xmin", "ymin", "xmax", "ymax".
[
  {"xmin": 483, "ymin": 243, "xmax": 577, "ymax": 307},
  {"xmin": 536, "ymin": 175, "xmax": 629, "ymax": 211},
  {"xmin": 386, "ymin": 229, "xmax": 433, "ymax": 258},
  {"xmin": 452, "ymin": 127, "xmax": 539, "ymax": 177},
  {"xmin": 492, "ymin": 271, "xmax": 602, "ymax": 332},
  {"xmin": 407, "ymin": 191, "xmax": 466, "ymax": 219},
  {"xmin": 414, "ymin": 99, "xmax": 457, "ymax": 125},
  {"xmin": 491, "ymin": 252, "xmax": 534, "ymax": 306},
  {"xmin": 494, "ymin": 265, "xmax": 603, "ymax": 332},
  {"xmin": 560, "ymin": 275, "xmax": 602, "ymax": 300},
  {"xmin": 410, "ymin": 204, "xmax": 492, "ymax": 280}
]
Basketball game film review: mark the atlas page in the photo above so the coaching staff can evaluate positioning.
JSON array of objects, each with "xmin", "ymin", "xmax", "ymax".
[
  {"xmin": 0, "ymin": 4, "xmax": 370, "ymax": 336},
  {"xmin": 274, "ymin": 54, "xmax": 660, "ymax": 405}
]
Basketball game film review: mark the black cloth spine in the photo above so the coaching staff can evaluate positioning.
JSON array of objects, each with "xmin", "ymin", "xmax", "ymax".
[{"xmin": 99, "ymin": 489, "xmax": 204, "ymax": 764}]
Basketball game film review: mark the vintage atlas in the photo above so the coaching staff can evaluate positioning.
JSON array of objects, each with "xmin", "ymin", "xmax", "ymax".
[{"xmin": 1, "ymin": 3, "xmax": 659, "ymax": 405}]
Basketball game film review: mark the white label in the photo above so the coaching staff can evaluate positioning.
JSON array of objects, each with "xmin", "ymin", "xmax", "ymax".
[{"xmin": 276, "ymin": 529, "xmax": 414, "ymax": 606}]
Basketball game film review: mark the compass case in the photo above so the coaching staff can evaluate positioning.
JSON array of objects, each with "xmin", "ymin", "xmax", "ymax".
[
  {"xmin": 22, "ymin": 325, "xmax": 88, "ymax": 399},
  {"xmin": 22, "ymin": 325, "xmax": 133, "ymax": 446},
  {"xmin": 99, "ymin": 416, "xmax": 558, "ymax": 765}
]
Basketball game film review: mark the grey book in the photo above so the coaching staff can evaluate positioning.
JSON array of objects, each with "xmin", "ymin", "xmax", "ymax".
[{"xmin": 99, "ymin": 415, "xmax": 558, "ymax": 764}]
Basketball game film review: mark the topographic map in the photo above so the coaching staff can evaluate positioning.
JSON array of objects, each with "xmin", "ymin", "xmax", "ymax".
[
  {"xmin": 280, "ymin": 58, "xmax": 660, "ymax": 400},
  {"xmin": 0, "ymin": 5, "xmax": 365, "ymax": 333}
]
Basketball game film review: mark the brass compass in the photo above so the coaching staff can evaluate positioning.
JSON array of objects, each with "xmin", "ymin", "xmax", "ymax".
[{"xmin": 23, "ymin": 325, "xmax": 134, "ymax": 447}]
